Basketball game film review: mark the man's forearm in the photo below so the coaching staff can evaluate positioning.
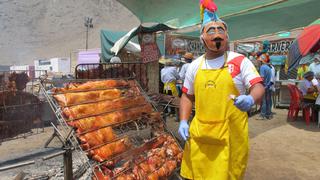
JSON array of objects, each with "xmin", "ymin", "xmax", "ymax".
[
  {"xmin": 249, "ymin": 83, "xmax": 265, "ymax": 104},
  {"xmin": 180, "ymin": 93, "xmax": 194, "ymax": 121}
]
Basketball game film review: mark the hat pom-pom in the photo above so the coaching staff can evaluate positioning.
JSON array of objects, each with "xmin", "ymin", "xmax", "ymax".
[{"xmin": 200, "ymin": 0, "xmax": 218, "ymax": 22}]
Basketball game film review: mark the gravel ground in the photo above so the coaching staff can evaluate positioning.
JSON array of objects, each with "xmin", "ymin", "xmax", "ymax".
[{"xmin": 0, "ymin": 108, "xmax": 320, "ymax": 179}]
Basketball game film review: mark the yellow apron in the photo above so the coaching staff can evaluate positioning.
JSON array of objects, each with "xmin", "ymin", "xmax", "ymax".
[
  {"xmin": 181, "ymin": 55, "xmax": 249, "ymax": 180},
  {"xmin": 163, "ymin": 81, "xmax": 179, "ymax": 97}
]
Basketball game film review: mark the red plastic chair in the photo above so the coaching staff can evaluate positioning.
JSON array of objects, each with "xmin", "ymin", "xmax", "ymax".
[
  {"xmin": 287, "ymin": 84, "xmax": 315, "ymax": 125},
  {"xmin": 287, "ymin": 84, "xmax": 300, "ymax": 121}
]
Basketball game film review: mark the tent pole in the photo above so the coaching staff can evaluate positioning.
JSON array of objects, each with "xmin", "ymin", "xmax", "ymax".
[{"xmin": 164, "ymin": 32, "xmax": 166, "ymax": 57}]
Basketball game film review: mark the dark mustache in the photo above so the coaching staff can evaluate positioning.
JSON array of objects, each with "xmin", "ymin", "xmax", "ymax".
[{"xmin": 211, "ymin": 37, "xmax": 223, "ymax": 42}]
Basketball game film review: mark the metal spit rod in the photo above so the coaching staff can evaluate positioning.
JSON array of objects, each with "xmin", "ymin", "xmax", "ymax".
[{"xmin": 0, "ymin": 150, "xmax": 66, "ymax": 172}]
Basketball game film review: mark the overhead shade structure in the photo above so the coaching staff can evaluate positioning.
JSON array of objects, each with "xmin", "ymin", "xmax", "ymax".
[
  {"xmin": 111, "ymin": 24, "xmax": 172, "ymax": 55},
  {"xmin": 100, "ymin": 30, "xmax": 128, "ymax": 61},
  {"xmin": 100, "ymin": 24, "xmax": 171, "ymax": 62},
  {"xmin": 116, "ymin": 0, "xmax": 286, "ymax": 28},
  {"xmin": 181, "ymin": 0, "xmax": 320, "ymax": 40},
  {"xmin": 288, "ymin": 17, "xmax": 320, "ymax": 71}
]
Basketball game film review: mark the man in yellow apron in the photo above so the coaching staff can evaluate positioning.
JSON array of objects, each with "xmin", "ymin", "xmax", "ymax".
[
  {"xmin": 161, "ymin": 58, "xmax": 180, "ymax": 97},
  {"xmin": 178, "ymin": 6, "xmax": 265, "ymax": 180}
]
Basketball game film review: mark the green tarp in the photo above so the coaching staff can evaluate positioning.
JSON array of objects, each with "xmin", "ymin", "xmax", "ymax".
[
  {"xmin": 116, "ymin": 0, "xmax": 282, "ymax": 28},
  {"xmin": 182, "ymin": 0, "xmax": 320, "ymax": 40},
  {"xmin": 100, "ymin": 24, "xmax": 171, "ymax": 62},
  {"xmin": 309, "ymin": 18, "xmax": 320, "ymax": 26},
  {"xmin": 102, "ymin": 0, "xmax": 320, "ymax": 60},
  {"xmin": 100, "ymin": 30, "xmax": 128, "ymax": 61}
]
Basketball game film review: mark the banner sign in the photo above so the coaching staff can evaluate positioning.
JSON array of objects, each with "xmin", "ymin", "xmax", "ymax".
[
  {"xmin": 139, "ymin": 33, "xmax": 160, "ymax": 63},
  {"xmin": 235, "ymin": 38, "xmax": 294, "ymax": 55},
  {"xmin": 165, "ymin": 34, "xmax": 205, "ymax": 57},
  {"xmin": 268, "ymin": 39, "xmax": 294, "ymax": 53}
]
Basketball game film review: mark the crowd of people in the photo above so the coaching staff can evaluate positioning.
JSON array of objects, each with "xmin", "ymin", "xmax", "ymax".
[
  {"xmin": 160, "ymin": 41, "xmax": 279, "ymax": 121},
  {"xmin": 160, "ymin": 52, "xmax": 195, "ymax": 97}
]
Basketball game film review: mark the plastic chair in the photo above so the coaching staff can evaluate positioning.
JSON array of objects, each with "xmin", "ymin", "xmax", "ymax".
[
  {"xmin": 287, "ymin": 84, "xmax": 315, "ymax": 125},
  {"xmin": 293, "ymin": 85, "xmax": 315, "ymax": 125},
  {"xmin": 287, "ymin": 84, "xmax": 300, "ymax": 121}
]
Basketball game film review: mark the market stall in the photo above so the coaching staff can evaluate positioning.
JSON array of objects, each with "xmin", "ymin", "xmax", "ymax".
[{"xmin": 232, "ymin": 28, "xmax": 305, "ymax": 107}]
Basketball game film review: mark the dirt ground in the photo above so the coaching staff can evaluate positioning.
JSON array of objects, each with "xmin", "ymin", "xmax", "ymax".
[
  {"xmin": 166, "ymin": 108, "xmax": 320, "ymax": 180},
  {"xmin": 245, "ymin": 108, "xmax": 320, "ymax": 180},
  {"xmin": 0, "ymin": 108, "xmax": 320, "ymax": 179}
]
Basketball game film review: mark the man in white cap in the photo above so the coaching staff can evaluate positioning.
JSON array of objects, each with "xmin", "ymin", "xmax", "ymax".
[
  {"xmin": 160, "ymin": 58, "xmax": 180, "ymax": 96},
  {"xmin": 179, "ymin": 52, "xmax": 194, "ymax": 82},
  {"xmin": 299, "ymin": 71, "xmax": 319, "ymax": 103}
]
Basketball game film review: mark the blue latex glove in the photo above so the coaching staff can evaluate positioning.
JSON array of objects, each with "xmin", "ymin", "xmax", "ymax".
[
  {"xmin": 178, "ymin": 120, "xmax": 189, "ymax": 141},
  {"xmin": 234, "ymin": 95, "xmax": 255, "ymax": 112}
]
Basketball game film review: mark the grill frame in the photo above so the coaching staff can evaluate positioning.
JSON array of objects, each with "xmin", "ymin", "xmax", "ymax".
[{"xmin": 40, "ymin": 78, "xmax": 183, "ymax": 179}]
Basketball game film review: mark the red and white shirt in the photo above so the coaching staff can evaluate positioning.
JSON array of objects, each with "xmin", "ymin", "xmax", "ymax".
[{"xmin": 182, "ymin": 51, "xmax": 262, "ymax": 95}]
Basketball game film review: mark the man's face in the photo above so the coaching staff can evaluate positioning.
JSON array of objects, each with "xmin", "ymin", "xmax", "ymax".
[
  {"xmin": 256, "ymin": 60, "xmax": 262, "ymax": 67},
  {"xmin": 202, "ymin": 21, "xmax": 228, "ymax": 54},
  {"xmin": 307, "ymin": 75, "xmax": 314, "ymax": 81}
]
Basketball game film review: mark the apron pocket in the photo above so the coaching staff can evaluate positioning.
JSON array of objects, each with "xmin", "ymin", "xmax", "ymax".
[{"xmin": 190, "ymin": 118, "xmax": 228, "ymax": 145}]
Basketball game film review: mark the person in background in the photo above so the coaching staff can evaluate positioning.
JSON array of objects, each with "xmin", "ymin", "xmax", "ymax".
[
  {"xmin": 173, "ymin": 58, "xmax": 183, "ymax": 96},
  {"xmin": 179, "ymin": 52, "xmax": 194, "ymax": 82},
  {"xmin": 161, "ymin": 59, "xmax": 180, "ymax": 97},
  {"xmin": 256, "ymin": 52, "xmax": 273, "ymax": 120},
  {"xmin": 297, "ymin": 63, "xmax": 310, "ymax": 80},
  {"xmin": 269, "ymin": 62, "xmax": 276, "ymax": 116},
  {"xmin": 308, "ymin": 54, "xmax": 320, "ymax": 75},
  {"xmin": 299, "ymin": 71, "xmax": 319, "ymax": 103}
]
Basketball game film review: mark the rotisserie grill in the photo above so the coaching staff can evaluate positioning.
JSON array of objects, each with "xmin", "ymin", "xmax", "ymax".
[{"xmin": 43, "ymin": 79, "xmax": 182, "ymax": 179}]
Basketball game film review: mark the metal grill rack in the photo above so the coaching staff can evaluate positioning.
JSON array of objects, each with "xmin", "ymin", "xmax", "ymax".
[{"xmin": 40, "ymin": 78, "xmax": 183, "ymax": 180}]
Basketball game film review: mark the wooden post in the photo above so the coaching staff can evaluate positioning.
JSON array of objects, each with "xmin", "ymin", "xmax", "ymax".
[
  {"xmin": 147, "ymin": 61, "xmax": 159, "ymax": 93},
  {"xmin": 64, "ymin": 148, "xmax": 73, "ymax": 180}
]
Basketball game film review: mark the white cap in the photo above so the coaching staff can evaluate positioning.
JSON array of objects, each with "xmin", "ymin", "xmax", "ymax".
[
  {"xmin": 110, "ymin": 56, "xmax": 121, "ymax": 63},
  {"xmin": 312, "ymin": 78, "xmax": 319, "ymax": 86}
]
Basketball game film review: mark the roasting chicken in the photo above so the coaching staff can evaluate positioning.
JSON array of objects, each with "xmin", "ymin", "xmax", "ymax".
[
  {"xmin": 52, "ymin": 79, "xmax": 129, "ymax": 93},
  {"xmin": 63, "ymin": 96, "xmax": 147, "ymax": 120},
  {"xmin": 50, "ymin": 79, "xmax": 182, "ymax": 180},
  {"xmin": 54, "ymin": 88, "xmax": 123, "ymax": 107},
  {"xmin": 93, "ymin": 134, "xmax": 182, "ymax": 180},
  {"xmin": 78, "ymin": 127, "xmax": 116, "ymax": 150},
  {"xmin": 91, "ymin": 137, "xmax": 131, "ymax": 162},
  {"xmin": 68, "ymin": 104, "xmax": 153, "ymax": 133}
]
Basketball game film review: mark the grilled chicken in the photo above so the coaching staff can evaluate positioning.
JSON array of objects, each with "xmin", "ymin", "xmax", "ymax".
[
  {"xmin": 67, "ymin": 104, "xmax": 153, "ymax": 133},
  {"xmin": 63, "ymin": 96, "xmax": 147, "ymax": 120},
  {"xmin": 52, "ymin": 79, "xmax": 129, "ymax": 93},
  {"xmin": 91, "ymin": 137, "xmax": 131, "ymax": 162},
  {"xmin": 54, "ymin": 88, "xmax": 122, "ymax": 106},
  {"xmin": 78, "ymin": 127, "xmax": 116, "ymax": 149}
]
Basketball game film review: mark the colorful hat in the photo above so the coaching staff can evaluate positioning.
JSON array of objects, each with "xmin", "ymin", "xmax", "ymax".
[
  {"xmin": 257, "ymin": 53, "xmax": 270, "ymax": 64},
  {"xmin": 200, "ymin": 0, "xmax": 219, "ymax": 26},
  {"xmin": 262, "ymin": 40, "xmax": 270, "ymax": 53}
]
